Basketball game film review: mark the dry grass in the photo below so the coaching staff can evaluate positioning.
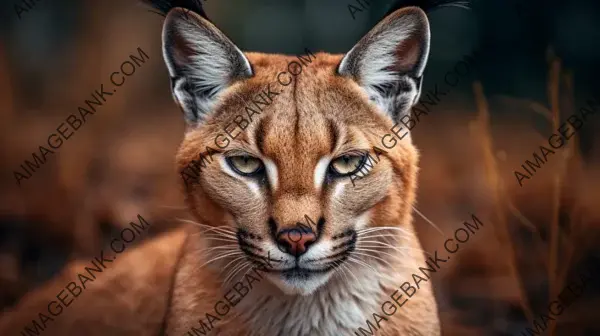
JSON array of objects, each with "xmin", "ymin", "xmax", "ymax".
[{"xmin": 426, "ymin": 49, "xmax": 598, "ymax": 335}]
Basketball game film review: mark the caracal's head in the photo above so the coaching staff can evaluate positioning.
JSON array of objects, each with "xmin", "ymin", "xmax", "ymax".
[{"xmin": 160, "ymin": 6, "xmax": 430, "ymax": 295}]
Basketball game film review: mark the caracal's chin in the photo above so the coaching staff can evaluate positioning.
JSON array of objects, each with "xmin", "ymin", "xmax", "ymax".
[{"xmin": 266, "ymin": 269, "xmax": 335, "ymax": 296}]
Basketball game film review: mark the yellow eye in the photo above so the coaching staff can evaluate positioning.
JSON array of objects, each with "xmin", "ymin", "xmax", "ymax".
[
  {"xmin": 329, "ymin": 154, "xmax": 365, "ymax": 176},
  {"xmin": 227, "ymin": 155, "xmax": 264, "ymax": 176}
]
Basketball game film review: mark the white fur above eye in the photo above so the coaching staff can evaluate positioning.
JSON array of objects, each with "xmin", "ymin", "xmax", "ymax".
[
  {"xmin": 314, "ymin": 156, "xmax": 331, "ymax": 191},
  {"xmin": 262, "ymin": 158, "xmax": 279, "ymax": 191}
]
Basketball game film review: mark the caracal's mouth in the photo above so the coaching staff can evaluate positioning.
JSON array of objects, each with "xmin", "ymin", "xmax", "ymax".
[
  {"xmin": 265, "ymin": 268, "xmax": 335, "ymax": 295},
  {"xmin": 278, "ymin": 265, "xmax": 335, "ymax": 278},
  {"xmin": 235, "ymin": 226, "xmax": 357, "ymax": 295},
  {"xmin": 262, "ymin": 253, "xmax": 352, "ymax": 295}
]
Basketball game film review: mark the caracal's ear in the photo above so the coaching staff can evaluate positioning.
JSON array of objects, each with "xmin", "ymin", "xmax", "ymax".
[
  {"xmin": 337, "ymin": 7, "xmax": 430, "ymax": 122},
  {"xmin": 162, "ymin": 8, "xmax": 253, "ymax": 124}
]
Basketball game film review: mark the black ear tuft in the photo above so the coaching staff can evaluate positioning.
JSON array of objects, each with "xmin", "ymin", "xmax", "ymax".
[
  {"xmin": 384, "ymin": 0, "xmax": 471, "ymax": 16},
  {"xmin": 142, "ymin": 0, "xmax": 210, "ymax": 21}
]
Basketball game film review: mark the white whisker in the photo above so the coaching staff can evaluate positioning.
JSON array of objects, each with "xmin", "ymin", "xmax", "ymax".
[
  {"xmin": 237, "ymin": 263, "xmax": 260, "ymax": 285},
  {"xmin": 197, "ymin": 245, "xmax": 239, "ymax": 255},
  {"xmin": 199, "ymin": 251, "xmax": 245, "ymax": 268},
  {"xmin": 223, "ymin": 260, "xmax": 248, "ymax": 284},
  {"xmin": 222, "ymin": 260, "xmax": 250, "ymax": 287},
  {"xmin": 358, "ymin": 241, "xmax": 433, "ymax": 257},
  {"xmin": 347, "ymin": 256, "xmax": 379, "ymax": 274},
  {"xmin": 341, "ymin": 263, "xmax": 360, "ymax": 283},
  {"xmin": 352, "ymin": 253, "xmax": 416, "ymax": 272},
  {"xmin": 356, "ymin": 233, "xmax": 405, "ymax": 241},
  {"xmin": 220, "ymin": 255, "xmax": 247, "ymax": 274},
  {"xmin": 351, "ymin": 251, "xmax": 395, "ymax": 269},
  {"xmin": 357, "ymin": 226, "xmax": 412, "ymax": 235},
  {"xmin": 195, "ymin": 227, "xmax": 238, "ymax": 238},
  {"xmin": 191, "ymin": 236, "xmax": 238, "ymax": 244},
  {"xmin": 412, "ymin": 206, "xmax": 445, "ymax": 235},
  {"xmin": 354, "ymin": 247, "xmax": 399, "ymax": 261},
  {"xmin": 333, "ymin": 259, "xmax": 359, "ymax": 283},
  {"xmin": 224, "ymin": 262, "xmax": 253, "ymax": 287},
  {"xmin": 178, "ymin": 218, "xmax": 237, "ymax": 235},
  {"xmin": 202, "ymin": 233, "xmax": 238, "ymax": 241},
  {"xmin": 331, "ymin": 259, "xmax": 349, "ymax": 283}
]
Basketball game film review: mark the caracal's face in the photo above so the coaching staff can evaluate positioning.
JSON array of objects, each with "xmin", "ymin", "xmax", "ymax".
[{"xmin": 163, "ymin": 7, "xmax": 430, "ymax": 295}]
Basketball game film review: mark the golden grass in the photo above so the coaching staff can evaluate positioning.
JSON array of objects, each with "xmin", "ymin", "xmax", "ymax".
[
  {"xmin": 468, "ymin": 48, "xmax": 590, "ymax": 335},
  {"xmin": 472, "ymin": 80, "xmax": 535, "ymax": 322}
]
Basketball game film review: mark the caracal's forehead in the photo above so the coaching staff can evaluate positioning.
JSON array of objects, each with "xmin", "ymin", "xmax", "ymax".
[{"xmin": 204, "ymin": 52, "xmax": 393, "ymax": 188}]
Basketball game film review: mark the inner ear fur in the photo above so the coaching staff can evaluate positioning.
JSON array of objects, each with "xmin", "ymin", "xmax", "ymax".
[
  {"xmin": 337, "ymin": 7, "xmax": 431, "ymax": 121},
  {"xmin": 162, "ymin": 8, "xmax": 253, "ymax": 125}
]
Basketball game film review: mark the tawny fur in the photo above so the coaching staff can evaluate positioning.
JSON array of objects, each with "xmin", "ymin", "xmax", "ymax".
[
  {"xmin": 169, "ymin": 52, "xmax": 440, "ymax": 335},
  {"xmin": 0, "ymin": 10, "xmax": 441, "ymax": 336}
]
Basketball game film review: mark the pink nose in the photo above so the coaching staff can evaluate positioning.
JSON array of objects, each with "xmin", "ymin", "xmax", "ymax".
[{"xmin": 276, "ymin": 229, "xmax": 317, "ymax": 256}]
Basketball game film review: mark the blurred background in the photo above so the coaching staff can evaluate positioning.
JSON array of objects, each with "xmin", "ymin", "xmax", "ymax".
[{"xmin": 0, "ymin": 0, "xmax": 599, "ymax": 335}]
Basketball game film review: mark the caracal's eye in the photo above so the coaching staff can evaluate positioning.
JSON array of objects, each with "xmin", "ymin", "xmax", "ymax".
[
  {"xmin": 329, "ymin": 154, "xmax": 365, "ymax": 176},
  {"xmin": 226, "ymin": 155, "xmax": 264, "ymax": 176}
]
